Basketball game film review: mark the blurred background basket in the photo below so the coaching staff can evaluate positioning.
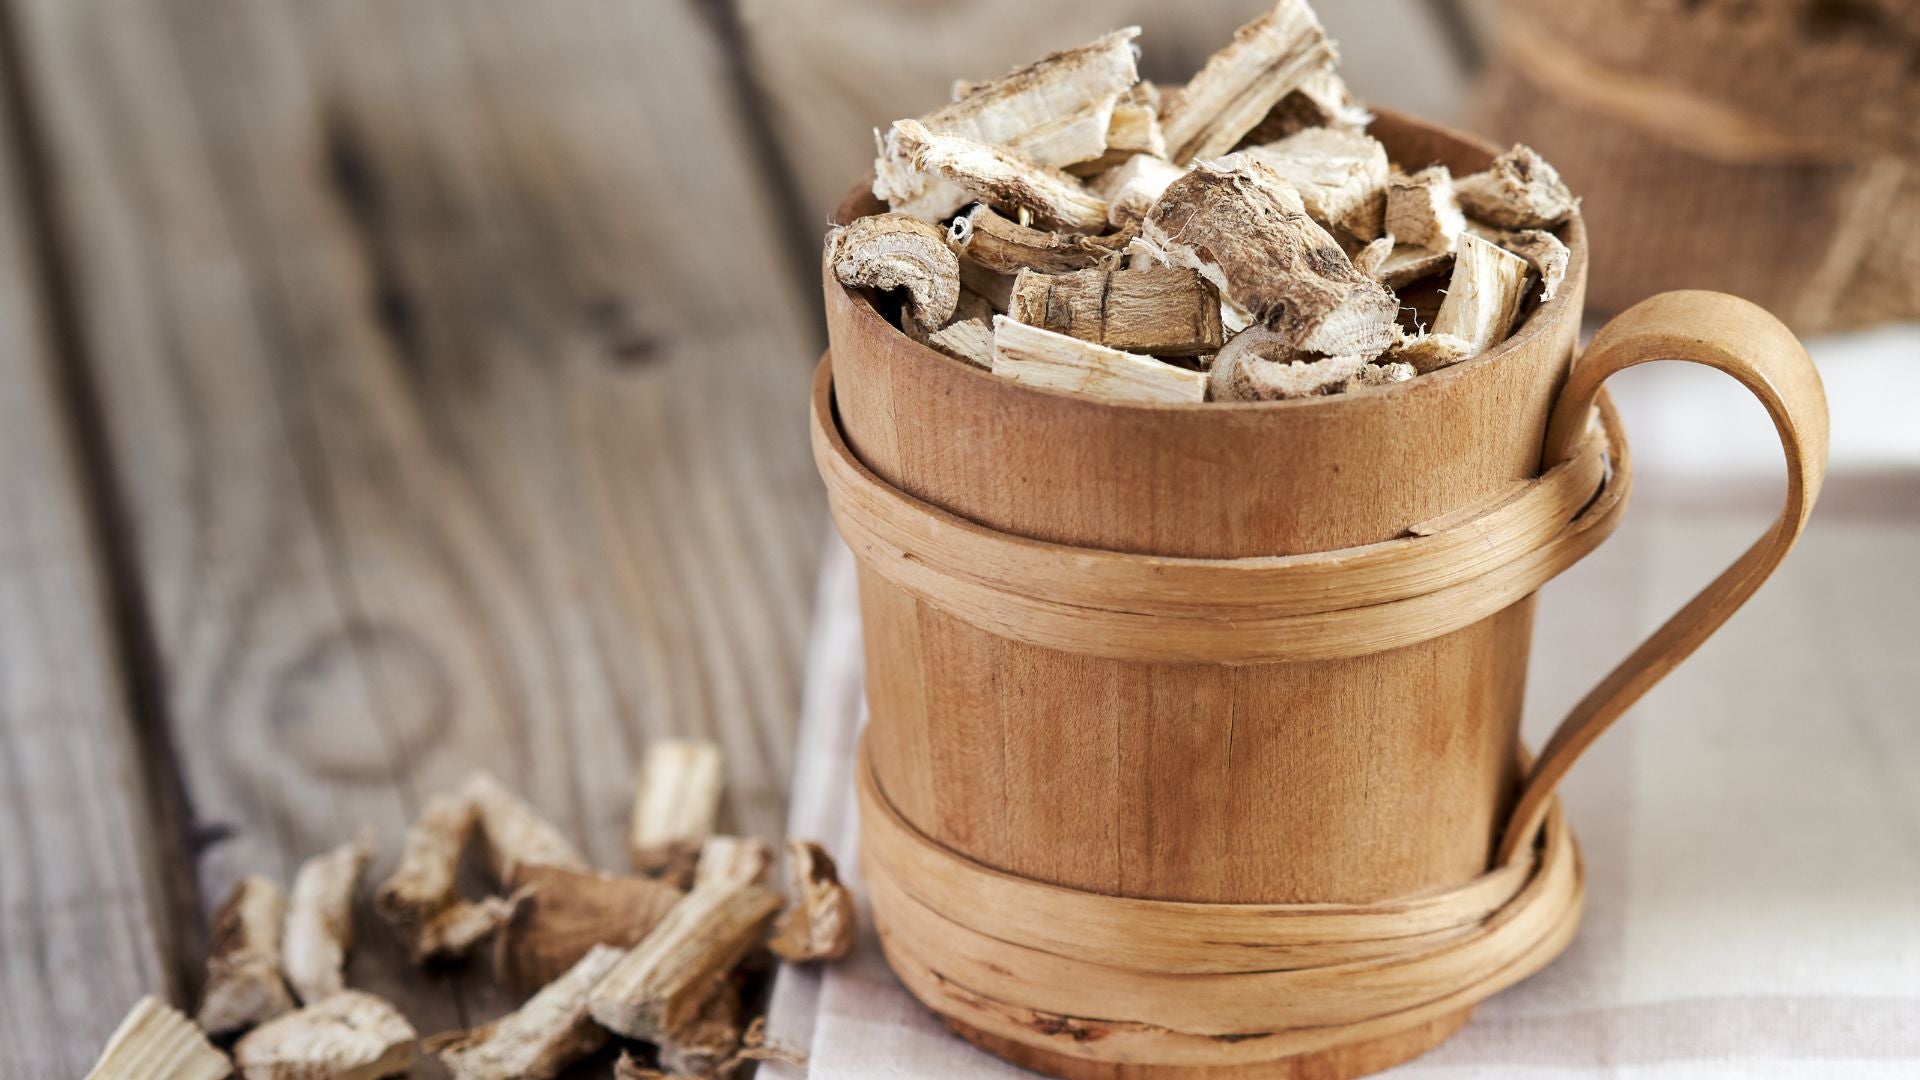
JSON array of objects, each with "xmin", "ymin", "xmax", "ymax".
[{"xmin": 1472, "ymin": 0, "xmax": 1920, "ymax": 334}]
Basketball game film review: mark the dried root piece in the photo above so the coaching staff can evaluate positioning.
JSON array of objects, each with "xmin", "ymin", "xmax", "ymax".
[
  {"xmin": 1385, "ymin": 165, "xmax": 1466, "ymax": 253},
  {"xmin": 658, "ymin": 985, "xmax": 742, "ymax": 1076},
  {"xmin": 947, "ymin": 203, "xmax": 1127, "ymax": 274},
  {"xmin": 692, "ymin": 835, "xmax": 775, "ymax": 890},
  {"xmin": 1103, "ymin": 81, "xmax": 1167, "ymax": 162},
  {"xmin": 587, "ymin": 879, "xmax": 783, "ymax": 1044},
  {"xmin": 1160, "ymin": 0, "xmax": 1337, "ymax": 163},
  {"xmin": 418, "ymin": 896, "xmax": 524, "ymax": 963},
  {"xmin": 1344, "ymin": 361, "xmax": 1415, "ymax": 390},
  {"xmin": 233, "ymin": 990, "xmax": 415, "ymax": 1080},
  {"xmin": 494, "ymin": 865, "xmax": 685, "ymax": 993},
  {"xmin": 373, "ymin": 781, "xmax": 533, "ymax": 964},
  {"xmin": 87, "ymin": 996, "xmax": 230, "ymax": 1080},
  {"xmin": 873, "ymin": 28, "xmax": 1140, "ymax": 219},
  {"xmin": 283, "ymin": 834, "xmax": 370, "ymax": 1004},
  {"xmin": 373, "ymin": 789, "xmax": 478, "ymax": 960},
  {"xmin": 1240, "ymin": 127, "xmax": 1390, "ymax": 239},
  {"xmin": 1387, "ymin": 332, "xmax": 1475, "ymax": 374},
  {"xmin": 957, "ymin": 259, "xmax": 1016, "ymax": 313},
  {"xmin": 1009, "ymin": 266, "xmax": 1222, "ymax": 355},
  {"xmin": 627, "ymin": 738, "xmax": 726, "ymax": 884},
  {"xmin": 1351, "ymin": 235, "xmax": 1394, "ymax": 278},
  {"xmin": 892, "ymin": 120, "xmax": 1108, "ymax": 232},
  {"xmin": 1241, "ymin": 67, "xmax": 1371, "ymax": 144},
  {"xmin": 992, "ymin": 316, "xmax": 1208, "ymax": 404},
  {"xmin": 769, "ymin": 840, "xmax": 856, "ymax": 964},
  {"xmin": 825, "ymin": 215, "xmax": 961, "ymax": 332},
  {"xmin": 1489, "ymin": 228, "xmax": 1569, "ymax": 303},
  {"xmin": 1375, "ymin": 245, "xmax": 1454, "ymax": 289},
  {"xmin": 616, "ymin": 1017, "xmax": 805, "ymax": 1080},
  {"xmin": 1140, "ymin": 158, "xmax": 1399, "ymax": 357},
  {"xmin": 1455, "ymin": 144, "xmax": 1578, "ymax": 230},
  {"xmin": 463, "ymin": 771, "xmax": 589, "ymax": 887},
  {"xmin": 1092, "ymin": 154, "xmax": 1187, "ymax": 229},
  {"xmin": 198, "ymin": 875, "xmax": 297, "ymax": 1035},
  {"xmin": 432, "ymin": 944, "xmax": 626, "ymax": 1080},
  {"xmin": 1432, "ymin": 233, "xmax": 1531, "ymax": 356},
  {"xmin": 904, "ymin": 288, "xmax": 996, "ymax": 368},
  {"xmin": 1207, "ymin": 327, "xmax": 1368, "ymax": 401}
]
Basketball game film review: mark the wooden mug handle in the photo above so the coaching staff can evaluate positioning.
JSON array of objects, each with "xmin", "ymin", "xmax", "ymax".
[{"xmin": 1495, "ymin": 291, "xmax": 1830, "ymax": 866}]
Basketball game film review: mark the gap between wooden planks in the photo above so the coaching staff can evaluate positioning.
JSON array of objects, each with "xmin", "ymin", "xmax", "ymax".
[{"xmin": 0, "ymin": 0, "xmax": 825, "ymax": 1066}]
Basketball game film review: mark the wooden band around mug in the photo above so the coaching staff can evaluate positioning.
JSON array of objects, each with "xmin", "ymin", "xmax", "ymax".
[
  {"xmin": 857, "ymin": 746, "xmax": 1585, "ymax": 1065},
  {"xmin": 811, "ymin": 355, "xmax": 1633, "ymax": 664}
]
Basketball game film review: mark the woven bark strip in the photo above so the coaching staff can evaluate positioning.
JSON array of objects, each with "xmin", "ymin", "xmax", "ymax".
[
  {"xmin": 857, "ymin": 752, "xmax": 1582, "ymax": 1059},
  {"xmin": 814, "ymin": 360, "xmax": 1627, "ymax": 663}
]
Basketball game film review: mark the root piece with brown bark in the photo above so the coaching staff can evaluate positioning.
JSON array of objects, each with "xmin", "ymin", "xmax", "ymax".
[
  {"xmin": 198, "ymin": 875, "xmax": 297, "ymax": 1036},
  {"xmin": 283, "ymin": 834, "xmax": 370, "ymax": 1004},
  {"xmin": 1139, "ymin": 158, "xmax": 1399, "ymax": 357},
  {"xmin": 87, "ymin": 997, "xmax": 230, "ymax": 1080},
  {"xmin": 826, "ymin": 215, "xmax": 962, "ymax": 332},
  {"xmin": 233, "ymin": 990, "xmax": 415, "ymax": 1080}
]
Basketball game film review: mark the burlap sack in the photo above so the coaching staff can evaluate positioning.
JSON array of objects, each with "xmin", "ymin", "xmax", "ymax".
[{"xmin": 1474, "ymin": 0, "xmax": 1919, "ymax": 333}]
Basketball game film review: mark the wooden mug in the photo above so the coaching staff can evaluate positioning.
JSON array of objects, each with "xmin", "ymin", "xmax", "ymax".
[{"xmin": 813, "ymin": 110, "xmax": 1829, "ymax": 1078}]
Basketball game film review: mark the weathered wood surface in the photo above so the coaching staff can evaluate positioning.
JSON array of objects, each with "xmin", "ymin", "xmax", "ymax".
[
  {"xmin": 0, "ymin": 0, "xmax": 823, "ymax": 1064},
  {"xmin": 0, "ymin": 46, "xmax": 178, "ymax": 1077},
  {"xmin": 0, "ymin": 0, "xmax": 1486, "ymax": 1070}
]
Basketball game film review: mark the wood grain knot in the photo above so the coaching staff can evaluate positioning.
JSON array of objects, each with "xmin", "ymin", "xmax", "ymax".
[{"xmin": 270, "ymin": 622, "xmax": 450, "ymax": 783}]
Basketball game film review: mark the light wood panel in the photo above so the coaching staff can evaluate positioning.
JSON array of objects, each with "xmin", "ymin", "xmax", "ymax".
[
  {"xmin": 6, "ymin": 0, "xmax": 823, "ymax": 1030},
  {"xmin": 0, "ymin": 44, "xmax": 175, "ymax": 1077},
  {"xmin": 737, "ymin": 0, "xmax": 1473, "ymax": 221}
]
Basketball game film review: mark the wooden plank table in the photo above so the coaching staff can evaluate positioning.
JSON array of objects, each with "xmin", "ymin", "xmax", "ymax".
[
  {"xmin": 0, "ymin": 1, "xmax": 1482, "ymax": 1073},
  {"xmin": 0, "ymin": 0, "xmax": 830, "ymax": 1068}
]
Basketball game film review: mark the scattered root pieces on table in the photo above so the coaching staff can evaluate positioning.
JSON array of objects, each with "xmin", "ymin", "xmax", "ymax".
[
  {"xmin": 628, "ymin": 738, "xmax": 726, "ymax": 885},
  {"xmin": 371, "ymin": 788, "xmax": 484, "ymax": 963},
  {"xmin": 431, "ymin": 945, "xmax": 626, "ymax": 1080},
  {"xmin": 87, "ymin": 996, "xmax": 230, "ymax": 1080},
  {"xmin": 692, "ymin": 835, "xmax": 776, "ymax": 890},
  {"xmin": 837, "ymin": 0, "xmax": 1578, "ymax": 404},
  {"xmin": 282, "ymin": 832, "xmax": 370, "ymax": 1005},
  {"xmin": 197, "ymin": 875, "xmax": 296, "ymax": 1036},
  {"xmin": 233, "ymin": 990, "xmax": 415, "ymax": 1080},
  {"xmin": 87, "ymin": 738, "xmax": 842, "ymax": 1079},
  {"xmin": 770, "ymin": 840, "xmax": 857, "ymax": 964},
  {"xmin": 617, "ymin": 1017, "xmax": 806, "ymax": 1080},
  {"xmin": 493, "ymin": 865, "xmax": 684, "ymax": 993},
  {"xmin": 587, "ymin": 875, "xmax": 784, "ymax": 1044},
  {"xmin": 464, "ymin": 770, "xmax": 591, "ymax": 886}
]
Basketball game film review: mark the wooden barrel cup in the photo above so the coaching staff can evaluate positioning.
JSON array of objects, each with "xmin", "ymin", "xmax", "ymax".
[{"xmin": 813, "ymin": 111, "xmax": 1829, "ymax": 1078}]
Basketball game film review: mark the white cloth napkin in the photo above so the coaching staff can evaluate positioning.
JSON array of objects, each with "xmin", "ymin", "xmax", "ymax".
[{"xmin": 767, "ymin": 485, "xmax": 1920, "ymax": 1078}]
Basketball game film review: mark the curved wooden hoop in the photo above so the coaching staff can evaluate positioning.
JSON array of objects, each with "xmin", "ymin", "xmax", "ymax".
[
  {"xmin": 811, "ymin": 357, "xmax": 1633, "ymax": 664},
  {"xmin": 1496, "ymin": 291, "xmax": 1830, "ymax": 865},
  {"xmin": 858, "ymin": 743, "xmax": 1585, "ymax": 1064}
]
